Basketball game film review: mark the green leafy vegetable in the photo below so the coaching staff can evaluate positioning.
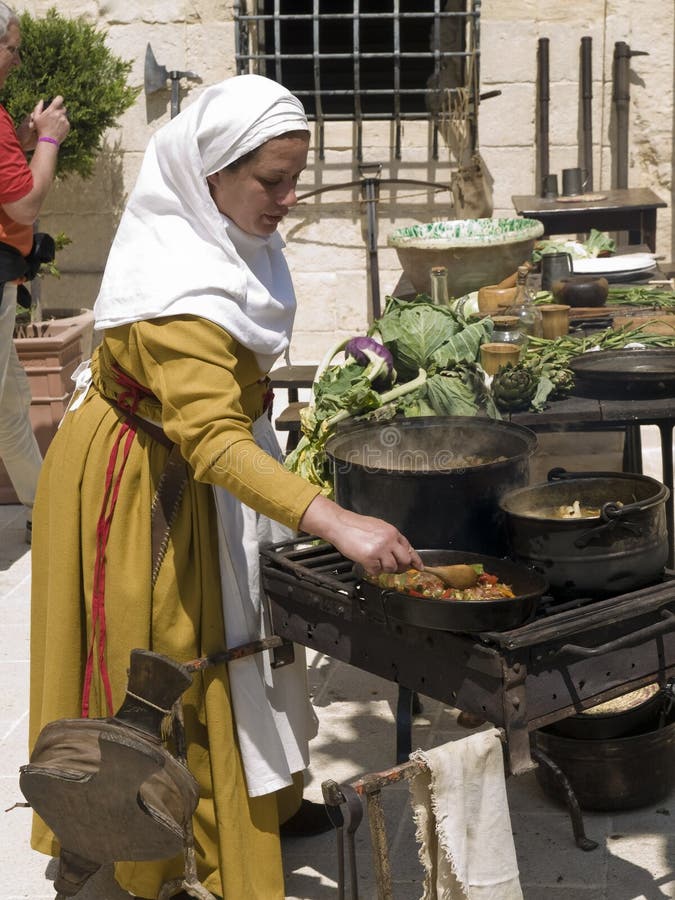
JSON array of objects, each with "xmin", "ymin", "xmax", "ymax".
[
  {"xmin": 584, "ymin": 228, "xmax": 616, "ymax": 257},
  {"xmin": 375, "ymin": 295, "xmax": 493, "ymax": 380},
  {"xmin": 531, "ymin": 229, "xmax": 615, "ymax": 263}
]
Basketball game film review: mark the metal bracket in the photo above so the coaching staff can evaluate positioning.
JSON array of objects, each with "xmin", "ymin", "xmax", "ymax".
[
  {"xmin": 322, "ymin": 780, "xmax": 364, "ymax": 900},
  {"xmin": 144, "ymin": 43, "xmax": 201, "ymax": 118}
]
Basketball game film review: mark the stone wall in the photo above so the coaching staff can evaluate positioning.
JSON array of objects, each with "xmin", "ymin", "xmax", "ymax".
[{"xmin": 14, "ymin": 1, "xmax": 674, "ymax": 365}]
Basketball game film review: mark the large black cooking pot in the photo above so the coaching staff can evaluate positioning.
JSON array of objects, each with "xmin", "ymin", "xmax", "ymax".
[
  {"xmin": 499, "ymin": 468, "xmax": 670, "ymax": 598},
  {"xmin": 326, "ymin": 416, "xmax": 537, "ymax": 555},
  {"xmin": 533, "ymin": 695, "xmax": 675, "ymax": 811}
]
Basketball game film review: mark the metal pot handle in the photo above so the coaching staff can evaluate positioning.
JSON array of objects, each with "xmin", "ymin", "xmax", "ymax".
[
  {"xmin": 547, "ymin": 467, "xmax": 670, "ymax": 529},
  {"xmin": 547, "ymin": 467, "xmax": 622, "ymax": 482},
  {"xmin": 559, "ymin": 608, "xmax": 675, "ymax": 658},
  {"xmin": 574, "ymin": 515, "xmax": 643, "ymax": 548}
]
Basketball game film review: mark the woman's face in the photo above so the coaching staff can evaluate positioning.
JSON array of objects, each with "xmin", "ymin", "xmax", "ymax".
[{"xmin": 207, "ymin": 132, "xmax": 310, "ymax": 237}]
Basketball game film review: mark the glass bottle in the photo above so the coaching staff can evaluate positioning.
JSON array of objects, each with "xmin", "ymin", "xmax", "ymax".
[
  {"xmin": 430, "ymin": 265, "xmax": 450, "ymax": 306},
  {"xmin": 506, "ymin": 265, "xmax": 543, "ymax": 338},
  {"xmin": 490, "ymin": 315, "xmax": 527, "ymax": 351}
]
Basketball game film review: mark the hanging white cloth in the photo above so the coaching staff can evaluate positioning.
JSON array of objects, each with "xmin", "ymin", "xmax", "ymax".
[
  {"xmin": 213, "ymin": 414, "xmax": 318, "ymax": 797},
  {"xmin": 409, "ymin": 730, "xmax": 523, "ymax": 900},
  {"xmin": 93, "ymin": 74, "xmax": 309, "ymax": 370}
]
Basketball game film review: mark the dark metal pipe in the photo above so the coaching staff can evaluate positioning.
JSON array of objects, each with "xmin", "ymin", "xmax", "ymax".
[
  {"xmin": 359, "ymin": 164, "xmax": 383, "ymax": 321},
  {"xmin": 612, "ymin": 41, "xmax": 648, "ymax": 189},
  {"xmin": 613, "ymin": 41, "xmax": 631, "ymax": 189},
  {"xmin": 580, "ymin": 36, "xmax": 593, "ymax": 192},
  {"xmin": 537, "ymin": 38, "xmax": 550, "ymax": 195}
]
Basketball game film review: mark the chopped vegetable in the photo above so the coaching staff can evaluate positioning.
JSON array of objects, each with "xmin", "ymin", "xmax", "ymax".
[{"xmin": 366, "ymin": 567, "xmax": 515, "ymax": 601}]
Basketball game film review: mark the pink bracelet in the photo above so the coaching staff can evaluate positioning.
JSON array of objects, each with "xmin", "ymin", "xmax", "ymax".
[{"xmin": 38, "ymin": 136, "xmax": 59, "ymax": 147}]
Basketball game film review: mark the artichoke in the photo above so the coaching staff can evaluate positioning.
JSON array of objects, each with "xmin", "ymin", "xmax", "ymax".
[
  {"xmin": 547, "ymin": 365, "xmax": 575, "ymax": 400},
  {"xmin": 491, "ymin": 363, "xmax": 539, "ymax": 412}
]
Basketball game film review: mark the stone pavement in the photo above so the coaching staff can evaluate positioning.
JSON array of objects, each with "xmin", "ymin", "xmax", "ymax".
[{"xmin": 1, "ymin": 426, "xmax": 674, "ymax": 899}]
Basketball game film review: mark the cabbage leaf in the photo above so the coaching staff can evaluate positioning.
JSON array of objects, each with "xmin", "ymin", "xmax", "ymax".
[{"xmin": 375, "ymin": 296, "xmax": 493, "ymax": 380}]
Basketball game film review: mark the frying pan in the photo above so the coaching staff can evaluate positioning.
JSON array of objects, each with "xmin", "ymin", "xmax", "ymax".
[
  {"xmin": 355, "ymin": 550, "xmax": 547, "ymax": 633},
  {"xmin": 570, "ymin": 349, "xmax": 675, "ymax": 400}
]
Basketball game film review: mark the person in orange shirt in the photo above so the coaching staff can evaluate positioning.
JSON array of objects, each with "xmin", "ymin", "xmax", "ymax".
[{"xmin": 0, "ymin": 1, "xmax": 69, "ymax": 540}]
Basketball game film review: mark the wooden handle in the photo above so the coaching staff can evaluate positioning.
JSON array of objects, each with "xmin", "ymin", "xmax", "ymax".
[
  {"xmin": 496, "ymin": 260, "xmax": 533, "ymax": 289},
  {"xmin": 423, "ymin": 564, "xmax": 480, "ymax": 589}
]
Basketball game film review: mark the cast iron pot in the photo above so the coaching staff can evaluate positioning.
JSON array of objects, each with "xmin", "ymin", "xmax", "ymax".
[
  {"xmin": 533, "ymin": 697, "xmax": 675, "ymax": 811},
  {"xmin": 326, "ymin": 416, "xmax": 537, "ymax": 556},
  {"xmin": 545, "ymin": 686, "xmax": 663, "ymax": 741},
  {"xmin": 498, "ymin": 468, "xmax": 670, "ymax": 599},
  {"xmin": 355, "ymin": 549, "xmax": 548, "ymax": 633}
]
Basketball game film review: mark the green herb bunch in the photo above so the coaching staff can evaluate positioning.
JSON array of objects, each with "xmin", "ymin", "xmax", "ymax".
[{"xmin": 2, "ymin": 8, "xmax": 139, "ymax": 178}]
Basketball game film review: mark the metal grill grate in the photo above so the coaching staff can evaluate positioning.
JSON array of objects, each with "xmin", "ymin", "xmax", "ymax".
[{"xmin": 234, "ymin": 1, "xmax": 481, "ymax": 158}]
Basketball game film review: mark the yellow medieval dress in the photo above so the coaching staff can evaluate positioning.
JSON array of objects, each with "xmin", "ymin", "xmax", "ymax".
[{"xmin": 29, "ymin": 314, "xmax": 321, "ymax": 899}]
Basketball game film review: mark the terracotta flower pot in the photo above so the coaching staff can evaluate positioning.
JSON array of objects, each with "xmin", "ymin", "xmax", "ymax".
[{"xmin": 0, "ymin": 308, "xmax": 94, "ymax": 504}]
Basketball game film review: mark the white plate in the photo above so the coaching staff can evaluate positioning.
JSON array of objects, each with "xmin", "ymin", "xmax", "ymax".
[
  {"xmin": 572, "ymin": 253, "xmax": 656, "ymax": 275},
  {"xmin": 601, "ymin": 267, "xmax": 657, "ymax": 284}
]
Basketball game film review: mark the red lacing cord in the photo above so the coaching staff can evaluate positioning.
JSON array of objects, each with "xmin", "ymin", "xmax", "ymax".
[
  {"xmin": 81, "ymin": 367, "xmax": 156, "ymax": 718},
  {"xmin": 259, "ymin": 375, "xmax": 274, "ymax": 414}
]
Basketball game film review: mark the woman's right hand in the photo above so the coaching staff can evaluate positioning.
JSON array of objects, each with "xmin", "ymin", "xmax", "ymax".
[{"xmin": 299, "ymin": 494, "xmax": 423, "ymax": 576}]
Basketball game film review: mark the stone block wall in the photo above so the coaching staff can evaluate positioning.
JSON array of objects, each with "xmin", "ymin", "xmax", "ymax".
[{"xmin": 13, "ymin": 0, "xmax": 674, "ymax": 366}]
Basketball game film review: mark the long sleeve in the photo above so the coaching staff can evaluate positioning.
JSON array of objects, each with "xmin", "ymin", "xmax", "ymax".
[{"xmin": 101, "ymin": 315, "xmax": 320, "ymax": 530}]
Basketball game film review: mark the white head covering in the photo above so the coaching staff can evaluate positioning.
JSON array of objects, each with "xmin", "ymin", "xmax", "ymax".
[{"xmin": 93, "ymin": 74, "xmax": 310, "ymax": 370}]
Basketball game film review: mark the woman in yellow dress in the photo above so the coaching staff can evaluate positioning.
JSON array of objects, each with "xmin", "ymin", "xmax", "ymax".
[{"xmin": 28, "ymin": 74, "xmax": 421, "ymax": 899}]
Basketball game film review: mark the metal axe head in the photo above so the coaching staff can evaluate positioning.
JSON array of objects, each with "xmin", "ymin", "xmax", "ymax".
[{"xmin": 144, "ymin": 43, "xmax": 169, "ymax": 95}]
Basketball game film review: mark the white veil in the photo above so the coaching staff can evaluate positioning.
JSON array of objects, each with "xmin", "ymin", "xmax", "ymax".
[{"xmin": 93, "ymin": 74, "xmax": 310, "ymax": 370}]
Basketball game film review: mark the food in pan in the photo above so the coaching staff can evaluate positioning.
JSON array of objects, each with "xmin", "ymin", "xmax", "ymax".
[
  {"xmin": 580, "ymin": 683, "xmax": 660, "ymax": 716},
  {"xmin": 551, "ymin": 498, "xmax": 624, "ymax": 519},
  {"xmin": 366, "ymin": 565, "xmax": 516, "ymax": 601},
  {"xmin": 556, "ymin": 499, "xmax": 601, "ymax": 519}
]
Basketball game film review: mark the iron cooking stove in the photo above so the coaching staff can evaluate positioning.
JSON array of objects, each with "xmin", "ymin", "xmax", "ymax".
[{"xmin": 260, "ymin": 537, "xmax": 675, "ymax": 776}]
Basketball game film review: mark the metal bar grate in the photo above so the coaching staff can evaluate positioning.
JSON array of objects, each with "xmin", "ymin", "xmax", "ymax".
[{"xmin": 234, "ymin": 0, "xmax": 481, "ymax": 158}]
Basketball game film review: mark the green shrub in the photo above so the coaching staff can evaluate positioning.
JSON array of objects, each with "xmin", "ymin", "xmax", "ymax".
[{"xmin": 2, "ymin": 8, "xmax": 139, "ymax": 179}]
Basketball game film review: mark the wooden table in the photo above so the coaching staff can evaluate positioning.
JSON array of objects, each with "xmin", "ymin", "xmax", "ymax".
[{"xmin": 512, "ymin": 187, "xmax": 666, "ymax": 252}]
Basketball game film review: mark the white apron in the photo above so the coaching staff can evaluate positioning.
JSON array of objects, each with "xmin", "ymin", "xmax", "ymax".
[{"xmin": 213, "ymin": 415, "xmax": 318, "ymax": 797}]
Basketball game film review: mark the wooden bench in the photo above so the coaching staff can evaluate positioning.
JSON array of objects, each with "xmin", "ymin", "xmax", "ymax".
[{"xmin": 270, "ymin": 365, "xmax": 316, "ymax": 451}]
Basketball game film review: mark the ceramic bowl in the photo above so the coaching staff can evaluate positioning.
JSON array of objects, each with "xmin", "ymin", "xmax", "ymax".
[
  {"xmin": 552, "ymin": 275, "xmax": 609, "ymax": 308},
  {"xmin": 387, "ymin": 217, "xmax": 545, "ymax": 298}
]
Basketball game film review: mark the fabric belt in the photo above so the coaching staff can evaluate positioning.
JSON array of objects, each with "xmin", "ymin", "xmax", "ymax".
[
  {"xmin": 111, "ymin": 402, "xmax": 173, "ymax": 450},
  {"xmin": 83, "ymin": 379, "xmax": 187, "ymax": 718},
  {"xmin": 107, "ymin": 400, "xmax": 189, "ymax": 580}
]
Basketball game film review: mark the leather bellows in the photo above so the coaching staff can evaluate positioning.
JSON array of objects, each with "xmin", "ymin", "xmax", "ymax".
[{"xmin": 20, "ymin": 649, "xmax": 199, "ymax": 897}]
